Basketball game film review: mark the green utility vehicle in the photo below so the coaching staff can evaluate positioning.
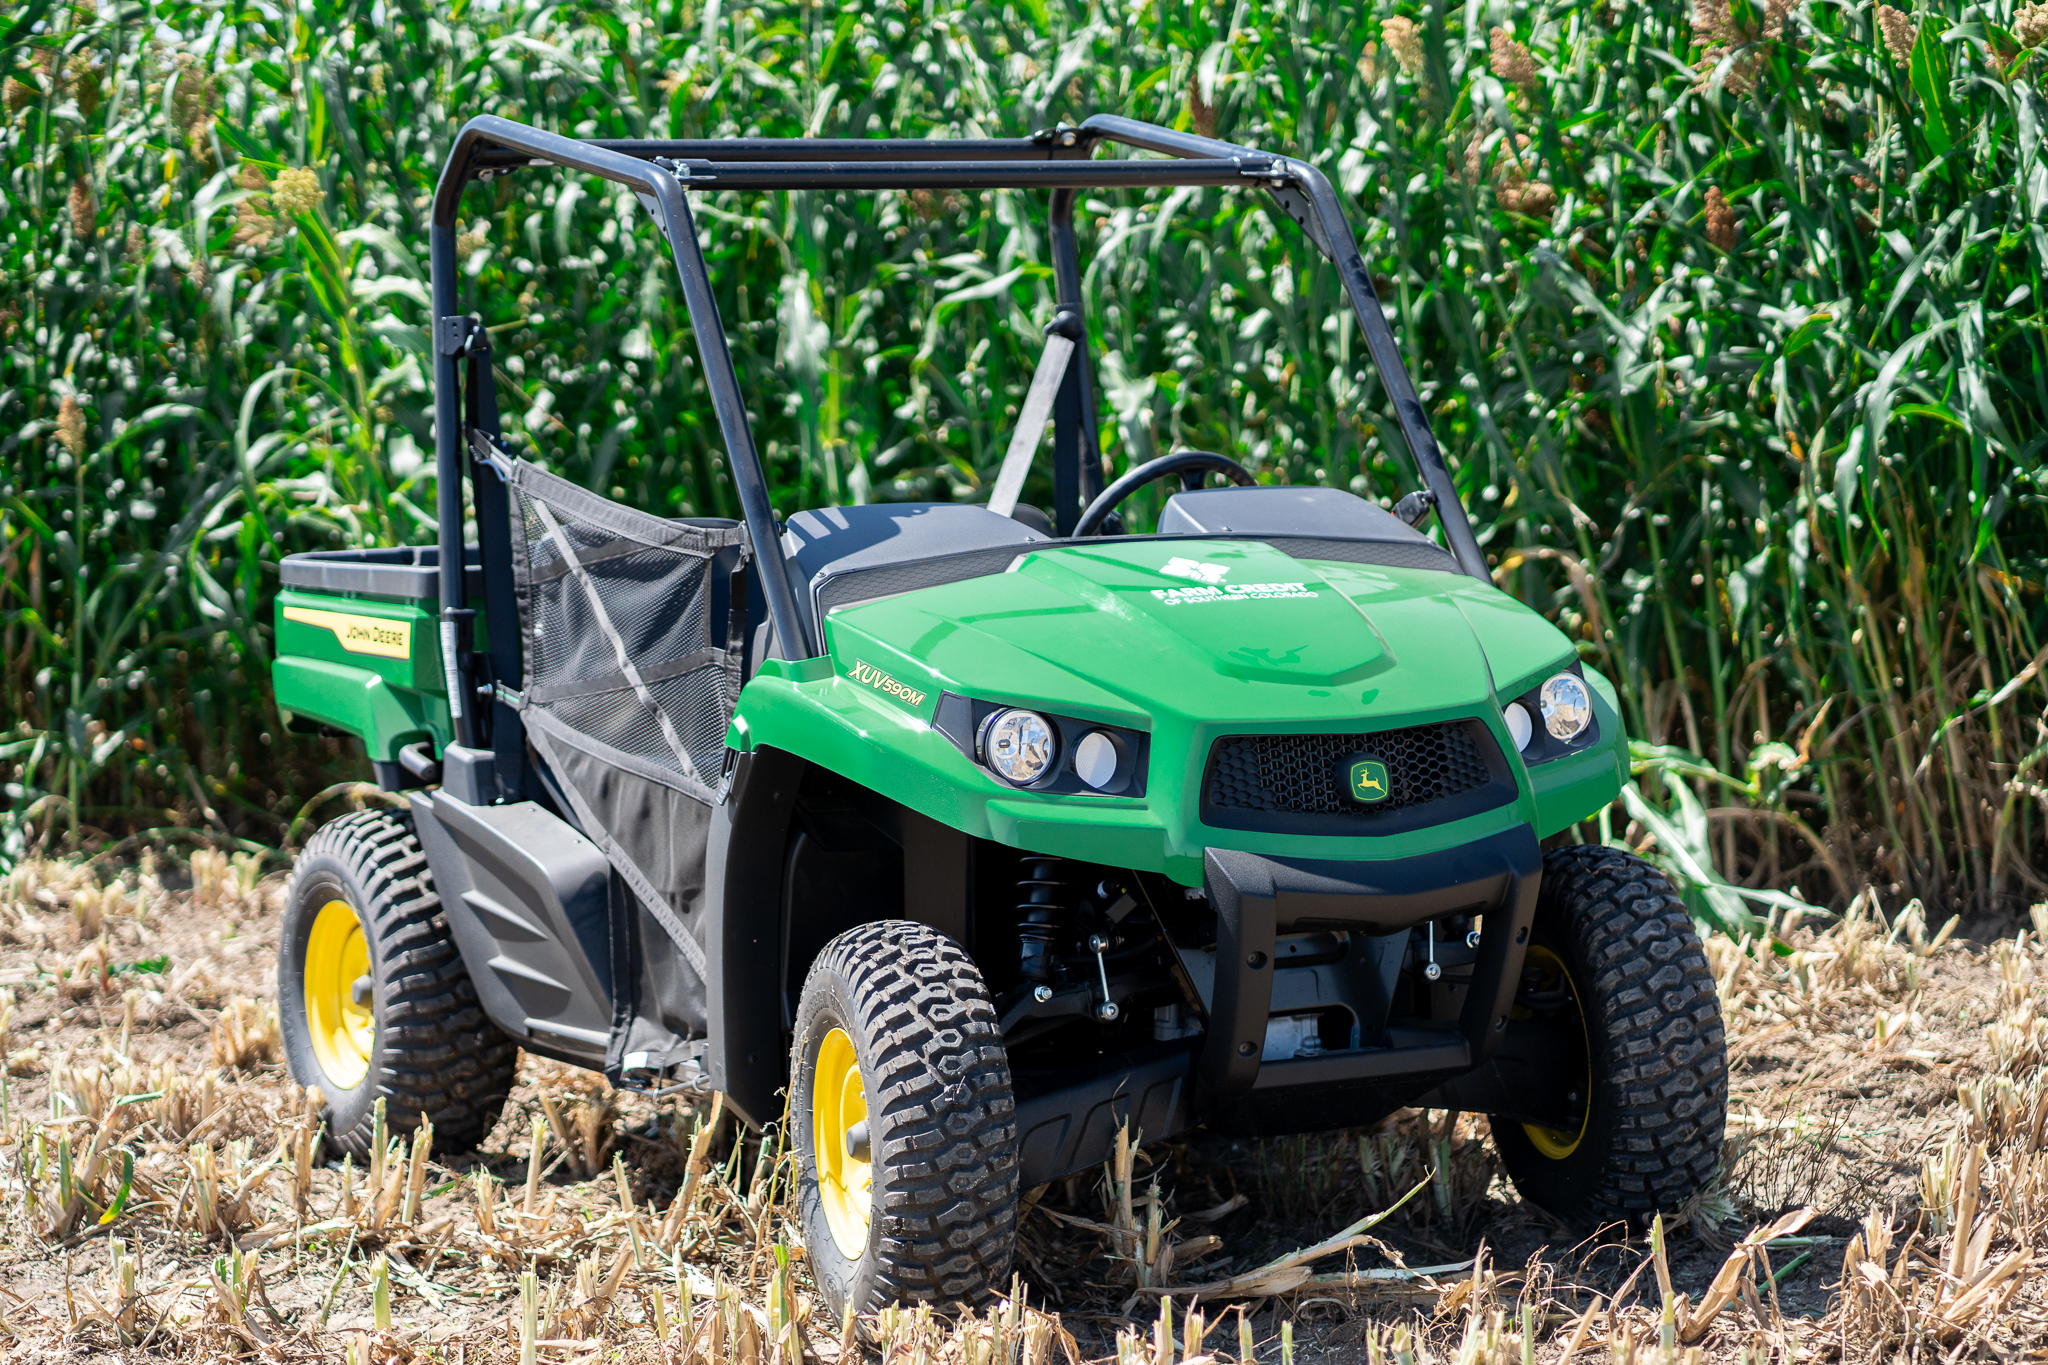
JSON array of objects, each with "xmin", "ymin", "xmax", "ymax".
[{"xmin": 273, "ymin": 114, "xmax": 1727, "ymax": 1313}]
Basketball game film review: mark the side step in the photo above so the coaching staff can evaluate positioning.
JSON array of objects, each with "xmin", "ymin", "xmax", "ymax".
[{"xmin": 410, "ymin": 791, "xmax": 616, "ymax": 1067}]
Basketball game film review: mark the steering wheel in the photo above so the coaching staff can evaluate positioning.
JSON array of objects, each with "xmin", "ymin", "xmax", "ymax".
[{"xmin": 1073, "ymin": 450, "xmax": 1257, "ymax": 537}]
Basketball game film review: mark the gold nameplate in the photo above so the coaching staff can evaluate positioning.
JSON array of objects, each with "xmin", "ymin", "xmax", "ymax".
[{"xmin": 283, "ymin": 606, "xmax": 413, "ymax": 660}]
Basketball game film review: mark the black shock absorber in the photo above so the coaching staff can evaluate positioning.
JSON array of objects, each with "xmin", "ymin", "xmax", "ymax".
[{"xmin": 1016, "ymin": 855, "xmax": 1071, "ymax": 984}]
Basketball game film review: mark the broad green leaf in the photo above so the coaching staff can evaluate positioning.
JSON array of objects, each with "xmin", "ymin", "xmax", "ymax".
[
  {"xmin": 1892, "ymin": 401, "xmax": 1967, "ymax": 429},
  {"xmin": 1780, "ymin": 312, "xmax": 1832, "ymax": 356},
  {"xmin": 1909, "ymin": 19, "xmax": 1958, "ymax": 156}
]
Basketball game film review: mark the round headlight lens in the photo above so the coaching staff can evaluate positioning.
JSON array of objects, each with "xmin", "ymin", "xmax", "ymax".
[
  {"xmin": 1503, "ymin": 701, "xmax": 1535, "ymax": 752},
  {"xmin": 980, "ymin": 709, "xmax": 1058, "ymax": 784},
  {"xmin": 1074, "ymin": 731, "xmax": 1119, "ymax": 789},
  {"xmin": 1538, "ymin": 673, "xmax": 1593, "ymax": 742}
]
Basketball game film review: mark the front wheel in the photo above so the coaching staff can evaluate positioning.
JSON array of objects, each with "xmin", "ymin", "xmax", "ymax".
[
  {"xmin": 1489, "ymin": 845, "xmax": 1729, "ymax": 1229},
  {"xmin": 791, "ymin": 921, "xmax": 1019, "ymax": 1316}
]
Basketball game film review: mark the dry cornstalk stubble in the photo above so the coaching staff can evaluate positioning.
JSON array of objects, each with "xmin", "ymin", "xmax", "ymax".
[{"xmin": 1, "ymin": 864, "xmax": 2046, "ymax": 1359}]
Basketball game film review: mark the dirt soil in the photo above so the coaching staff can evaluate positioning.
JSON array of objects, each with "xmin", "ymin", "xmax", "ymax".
[{"xmin": 0, "ymin": 848, "xmax": 2043, "ymax": 1363}]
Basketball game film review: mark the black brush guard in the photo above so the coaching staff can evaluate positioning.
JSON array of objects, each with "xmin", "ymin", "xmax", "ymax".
[{"xmin": 1008, "ymin": 825, "xmax": 1542, "ymax": 1188}]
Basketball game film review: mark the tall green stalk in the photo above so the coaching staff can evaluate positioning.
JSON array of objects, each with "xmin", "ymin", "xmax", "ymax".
[{"xmin": 3, "ymin": 0, "xmax": 2045, "ymax": 913}]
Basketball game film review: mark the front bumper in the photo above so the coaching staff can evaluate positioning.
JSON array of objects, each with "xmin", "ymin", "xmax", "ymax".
[
  {"xmin": 1196, "ymin": 823, "xmax": 1541, "ymax": 1131},
  {"xmin": 1007, "ymin": 824, "xmax": 1542, "ymax": 1183}
]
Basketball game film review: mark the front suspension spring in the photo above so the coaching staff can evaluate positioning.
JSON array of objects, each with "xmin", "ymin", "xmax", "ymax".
[{"xmin": 1016, "ymin": 855, "xmax": 1071, "ymax": 984}]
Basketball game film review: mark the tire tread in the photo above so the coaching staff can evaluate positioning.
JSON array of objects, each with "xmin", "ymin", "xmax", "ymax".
[
  {"xmin": 1503, "ymin": 844, "xmax": 1728, "ymax": 1226},
  {"xmin": 288, "ymin": 810, "xmax": 518, "ymax": 1154},
  {"xmin": 805, "ymin": 920, "xmax": 1018, "ymax": 1308}
]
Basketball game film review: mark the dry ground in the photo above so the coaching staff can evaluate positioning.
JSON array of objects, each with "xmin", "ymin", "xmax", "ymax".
[{"xmin": 0, "ymin": 845, "xmax": 2043, "ymax": 1363}]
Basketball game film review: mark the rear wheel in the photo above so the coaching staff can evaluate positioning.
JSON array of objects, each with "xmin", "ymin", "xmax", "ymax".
[
  {"xmin": 792, "ymin": 921, "xmax": 1019, "ymax": 1316},
  {"xmin": 1489, "ymin": 845, "xmax": 1728, "ymax": 1229},
  {"xmin": 280, "ymin": 809, "xmax": 519, "ymax": 1154}
]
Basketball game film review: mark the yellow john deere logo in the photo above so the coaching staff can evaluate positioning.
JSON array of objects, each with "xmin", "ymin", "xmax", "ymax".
[
  {"xmin": 1348, "ymin": 758, "xmax": 1390, "ymax": 804},
  {"xmin": 282, "ymin": 606, "xmax": 413, "ymax": 660}
]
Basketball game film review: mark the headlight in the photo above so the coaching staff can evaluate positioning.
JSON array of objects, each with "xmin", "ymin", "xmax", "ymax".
[
  {"xmin": 1503, "ymin": 701, "xmax": 1535, "ymax": 752},
  {"xmin": 979, "ymin": 708, "xmax": 1058, "ymax": 784},
  {"xmin": 1538, "ymin": 673, "xmax": 1592, "ymax": 742},
  {"xmin": 937, "ymin": 697, "xmax": 1149, "ymax": 796},
  {"xmin": 1074, "ymin": 730, "xmax": 1119, "ymax": 789}
]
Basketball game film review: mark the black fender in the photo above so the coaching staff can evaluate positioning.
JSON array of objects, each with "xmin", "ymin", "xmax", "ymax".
[
  {"xmin": 408, "ymin": 789, "xmax": 615, "ymax": 1068},
  {"xmin": 704, "ymin": 747, "xmax": 806, "ymax": 1128},
  {"xmin": 703, "ymin": 745, "xmax": 982, "ymax": 1130}
]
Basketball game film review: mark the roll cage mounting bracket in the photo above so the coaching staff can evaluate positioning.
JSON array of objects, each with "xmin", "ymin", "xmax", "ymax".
[{"xmin": 424, "ymin": 111, "xmax": 1487, "ymax": 760}]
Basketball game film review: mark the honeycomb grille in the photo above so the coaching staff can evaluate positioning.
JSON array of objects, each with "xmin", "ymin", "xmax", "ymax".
[{"xmin": 1204, "ymin": 722, "xmax": 1495, "ymax": 818}]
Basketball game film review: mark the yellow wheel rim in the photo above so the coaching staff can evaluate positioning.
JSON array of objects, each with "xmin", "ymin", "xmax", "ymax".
[
  {"xmin": 812, "ymin": 1027, "xmax": 873, "ymax": 1259},
  {"xmin": 1521, "ymin": 945, "xmax": 1593, "ymax": 1160},
  {"xmin": 305, "ymin": 899, "xmax": 375, "ymax": 1091}
]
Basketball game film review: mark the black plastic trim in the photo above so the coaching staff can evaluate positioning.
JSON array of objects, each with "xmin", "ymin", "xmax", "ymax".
[
  {"xmin": 701, "ymin": 746, "xmax": 807, "ymax": 1129},
  {"xmin": 809, "ymin": 531, "xmax": 1462, "ymax": 625},
  {"xmin": 1011, "ymin": 1038, "xmax": 1198, "ymax": 1188},
  {"xmin": 1415, "ymin": 1017, "xmax": 1582, "ymax": 1128},
  {"xmin": 410, "ymin": 790, "xmax": 616, "ymax": 1068},
  {"xmin": 280, "ymin": 545, "xmax": 485, "ymax": 602},
  {"xmin": 1198, "ymin": 826, "xmax": 1542, "ymax": 1101},
  {"xmin": 812, "ymin": 543, "xmax": 1036, "ymax": 619}
]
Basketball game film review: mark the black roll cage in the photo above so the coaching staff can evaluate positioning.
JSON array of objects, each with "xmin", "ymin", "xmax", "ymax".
[{"xmin": 427, "ymin": 112, "xmax": 1486, "ymax": 752}]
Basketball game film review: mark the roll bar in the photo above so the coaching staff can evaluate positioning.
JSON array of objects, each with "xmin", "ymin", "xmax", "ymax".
[{"xmin": 426, "ymin": 113, "xmax": 1484, "ymax": 751}]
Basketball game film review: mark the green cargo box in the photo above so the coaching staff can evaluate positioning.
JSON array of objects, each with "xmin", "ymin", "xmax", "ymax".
[{"xmin": 273, "ymin": 547, "xmax": 485, "ymax": 777}]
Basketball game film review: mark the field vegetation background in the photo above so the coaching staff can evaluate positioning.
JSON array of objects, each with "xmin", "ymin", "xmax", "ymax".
[{"xmin": 4, "ymin": 0, "xmax": 2048, "ymax": 919}]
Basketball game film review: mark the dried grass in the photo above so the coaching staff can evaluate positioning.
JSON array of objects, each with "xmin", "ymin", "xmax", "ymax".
[
  {"xmin": 0, "ymin": 866, "xmax": 2044, "ymax": 1360},
  {"xmin": 211, "ymin": 996, "xmax": 282, "ymax": 1072}
]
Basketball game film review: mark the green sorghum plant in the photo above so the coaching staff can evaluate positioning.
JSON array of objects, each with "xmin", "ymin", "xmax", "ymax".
[{"xmin": 3, "ymin": 0, "xmax": 2046, "ymax": 913}]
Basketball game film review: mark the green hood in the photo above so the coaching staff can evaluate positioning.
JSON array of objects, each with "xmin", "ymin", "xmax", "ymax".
[
  {"xmin": 734, "ymin": 535, "xmax": 1623, "ymax": 881},
  {"xmin": 824, "ymin": 538, "xmax": 1570, "ymax": 727}
]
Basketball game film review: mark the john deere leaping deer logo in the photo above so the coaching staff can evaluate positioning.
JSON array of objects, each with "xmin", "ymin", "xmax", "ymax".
[{"xmin": 1348, "ymin": 758, "xmax": 1390, "ymax": 804}]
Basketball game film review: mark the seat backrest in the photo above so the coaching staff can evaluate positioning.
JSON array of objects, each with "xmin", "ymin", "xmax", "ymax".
[
  {"xmin": 782, "ymin": 503, "xmax": 1048, "ymax": 628},
  {"xmin": 1157, "ymin": 486, "xmax": 1431, "ymax": 542}
]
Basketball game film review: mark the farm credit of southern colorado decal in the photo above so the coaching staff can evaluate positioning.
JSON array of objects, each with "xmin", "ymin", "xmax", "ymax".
[{"xmin": 1151, "ymin": 557, "xmax": 1318, "ymax": 605}]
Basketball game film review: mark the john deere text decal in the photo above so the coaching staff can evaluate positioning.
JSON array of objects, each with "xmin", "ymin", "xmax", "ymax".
[{"xmin": 282, "ymin": 607, "xmax": 413, "ymax": 661}]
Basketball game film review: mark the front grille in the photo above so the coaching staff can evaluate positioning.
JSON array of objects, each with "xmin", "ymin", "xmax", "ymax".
[{"xmin": 1202, "ymin": 721, "xmax": 1509, "ymax": 831}]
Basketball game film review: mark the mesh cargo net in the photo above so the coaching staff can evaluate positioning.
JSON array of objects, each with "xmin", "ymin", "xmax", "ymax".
[{"xmin": 506, "ymin": 458, "xmax": 749, "ymax": 997}]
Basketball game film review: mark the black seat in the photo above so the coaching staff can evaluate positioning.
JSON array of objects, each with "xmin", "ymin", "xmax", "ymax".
[{"xmin": 780, "ymin": 503, "xmax": 1049, "ymax": 635}]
